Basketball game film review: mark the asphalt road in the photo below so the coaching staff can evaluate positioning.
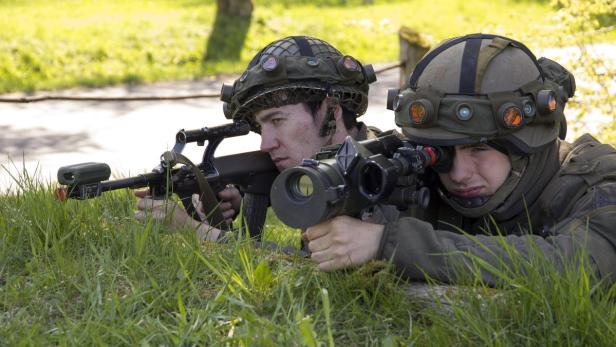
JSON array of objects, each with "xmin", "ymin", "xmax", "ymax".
[{"xmin": 0, "ymin": 66, "xmax": 399, "ymax": 191}]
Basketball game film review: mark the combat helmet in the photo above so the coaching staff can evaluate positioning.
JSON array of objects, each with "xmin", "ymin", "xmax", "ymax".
[
  {"xmin": 387, "ymin": 33, "xmax": 576, "ymax": 153},
  {"xmin": 386, "ymin": 33, "xmax": 576, "ymax": 217},
  {"xmin": 221, "ymin": 36, "xmax": 377, "ymax": 135}
]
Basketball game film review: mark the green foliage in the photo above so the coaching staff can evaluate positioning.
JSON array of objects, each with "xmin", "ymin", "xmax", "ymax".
[
  {"xmin": 0, "ymin": 169, "xmax": 419, "ymax": 345},
  {"xmin": 0, "ymin": 0, "xmax": 572, "ymax": 93},
  {"xmin": 418, "ymin": 229, "xmax": 616, "ymax": 346},
  {"xmin": 548, "ymin": 0, "xmax": 616, "ymax": 144},
  {"xmin": 3, "ymin": 165, "xmax": 616, "ymax": 344},
  {"xmin": 257, "ymin": 0, "xmax": 405, "ymax": 6}
]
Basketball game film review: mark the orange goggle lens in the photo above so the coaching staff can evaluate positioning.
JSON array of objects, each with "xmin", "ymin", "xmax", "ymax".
[
  {"xmin": 548, "ymin": 94, "xmax": 557, "ymax": 112},
  {"xmin": 502, "ymin": 106, "xmax": 524, "ymax": 128},
  {"xmin": 410, "ymin": 102, "xmax": 428, "ymax": 124}
]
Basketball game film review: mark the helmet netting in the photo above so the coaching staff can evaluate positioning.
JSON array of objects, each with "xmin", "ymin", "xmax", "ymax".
[
  {"xmin": 235, "ymin": 83, "xmax": 368, "ymax": 133},
  {"xmin": 249, "ymin": 36, "xmax": 342, "ymax": 69},
  {"xmin": 233, "ymin": 36, "xmax": 368, "ymax": 131}
]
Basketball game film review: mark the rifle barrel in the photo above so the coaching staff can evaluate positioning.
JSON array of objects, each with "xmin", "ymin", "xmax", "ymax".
[{"xmin": 176, "ymin": 122, "xmax": 250, "ymax": 144}]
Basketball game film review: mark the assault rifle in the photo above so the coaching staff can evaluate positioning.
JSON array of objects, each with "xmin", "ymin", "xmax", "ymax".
[
  {"xmin": 56, "ymin": 121, "xmax": 278, "ymax": 237},
  {"xmin": 270, "ymin": 133, "xmax": 449, "ymax": 229}
]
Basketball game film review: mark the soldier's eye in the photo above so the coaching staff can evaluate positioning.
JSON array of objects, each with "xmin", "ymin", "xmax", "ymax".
[{"xmin": 470, "ymin": 145, "xmax": 489, "ymax": 152}]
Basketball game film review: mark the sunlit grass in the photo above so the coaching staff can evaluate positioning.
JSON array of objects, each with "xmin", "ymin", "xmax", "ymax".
[
  {"xmin": 0, "ymin": 167, "xmax": 419, "ymax": 344},
  {"xmin": 2, "ymin": 0, "xmax": 603, "ymax": 93},
  {"xmin": 2, "ymin": 164, "xmax": 616, "ymax": 344}
]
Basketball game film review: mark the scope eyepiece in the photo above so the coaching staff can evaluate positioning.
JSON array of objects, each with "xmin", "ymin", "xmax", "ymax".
[{"xmin": 287, "ymin": 172, "xmax": 315, "ymax": 201}]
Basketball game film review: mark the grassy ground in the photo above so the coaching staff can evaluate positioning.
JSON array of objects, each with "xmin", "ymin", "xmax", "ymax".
[
  {"xmin": 2, "ymin": 171, "xmax": 616, "ymax": 345},
  {"xmin": 4, "ymin": 0, "xmax": 613, "ymax": 93},
  {"xmin": 3, "ymin": 0, "xmax": 616, "ymax": 344}
]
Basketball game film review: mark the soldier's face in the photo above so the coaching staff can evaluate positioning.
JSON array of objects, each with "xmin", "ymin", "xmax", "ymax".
[
  {"xmin": 438, "ymin": 144, "xmax": 511, "ymax": 198},
  {"xmin": 255, "ymin": 103, "xmax": 326, "ymax": 171}
]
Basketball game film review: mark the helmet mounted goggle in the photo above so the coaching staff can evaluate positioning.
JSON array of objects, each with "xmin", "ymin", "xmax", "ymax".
[
  {"xmin": 386, "ymin": 33, "xmax": 573, "ymax": 154},
  {"xmin": 387, "ymin": 79, "xmax": 563, "ymax": 144}
]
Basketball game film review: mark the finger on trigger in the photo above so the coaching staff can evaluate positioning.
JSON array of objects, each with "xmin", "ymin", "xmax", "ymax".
[
  {"xmin": 135, "ymin": 210, "xmax": 147, "ymax": 221},
  {"xmin": 136, "ymin": 198, "xmax": 147, "ymax": 210},
  {"xmin": 134, "ymin": 189, "xmax": 150, "ymax": 198},
  {"xmin": 304, "ymin": 224, "xmax": 329, "ymax": 241},
  {"xmin": 222, "ymin": 209, "xmax": 235, "ymax": 219}
]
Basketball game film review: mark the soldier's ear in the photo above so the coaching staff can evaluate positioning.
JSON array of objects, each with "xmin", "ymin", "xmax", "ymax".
[
  {"xmin": 317, "ymin": 97, "xmax": 342, "ymax": 137},
  {"xmin": 315, "ymin": 97, "xmax": 341, "ymax": 121},
  {"xmin": 319, "ymin": 97, "xmax": 341, "ymax": 119},
  {"xmin": 332, "ymin": 103, "xmax": 343, "ymax": 121}
]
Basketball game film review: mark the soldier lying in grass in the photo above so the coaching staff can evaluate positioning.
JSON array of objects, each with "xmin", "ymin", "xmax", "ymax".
[{"xmin": 303, "ymin": 33, "xmax": 616, "ymax": 285}]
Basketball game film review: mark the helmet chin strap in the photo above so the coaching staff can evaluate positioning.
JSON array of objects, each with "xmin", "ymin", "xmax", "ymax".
[
  {"xmin": 449, "ymin": 195, "xmax": 491, "ymax": 208},
  {"xmin": 319, "ymin": 94, "xmax": 339, "ymax": 138}
]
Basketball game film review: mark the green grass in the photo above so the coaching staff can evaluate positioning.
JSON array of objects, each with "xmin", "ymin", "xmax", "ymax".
[
  {"xmin": 0, "ymin": 170, "xmax": 419, "ymax": 345},
  {"xmin": 3, "ymin": 0, "xmax": 614, "ymax": 93},
  {"xmin": 2, "ymin": 168, "xmax": 616, "ymax": 345}
]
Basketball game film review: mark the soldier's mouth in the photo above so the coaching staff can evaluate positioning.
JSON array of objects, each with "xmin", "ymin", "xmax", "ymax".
[
  {"xmin": 271, "ymin": 157, "xmax": 289, "ymax": 169},
  {"xmin": 451, "ymin": 187, "xmax": 484, "ymax": 197}
]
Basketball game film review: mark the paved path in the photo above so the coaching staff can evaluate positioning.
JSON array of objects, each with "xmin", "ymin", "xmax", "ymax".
[
  {"xmin": 2, "ymin": 43, "xmax": 614, "ymax": 191},
  {"xmin": 0, "ymin": 66, "xmax": 399, "ymax": 191}
]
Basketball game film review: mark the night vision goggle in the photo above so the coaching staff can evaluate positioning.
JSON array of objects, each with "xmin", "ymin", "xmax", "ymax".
[{"xmin": 387, "ymin": 78, "xmax": 563, "ymax": 138}]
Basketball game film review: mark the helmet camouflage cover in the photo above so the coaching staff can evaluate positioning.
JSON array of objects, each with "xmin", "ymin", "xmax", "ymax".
[
  {"xmin": 221, "ymin": 36, "xmax": 376, "ymax": 132},
  {"xmin": 388, "ymin": 33, "xmax": 576, "ymax": 154}
]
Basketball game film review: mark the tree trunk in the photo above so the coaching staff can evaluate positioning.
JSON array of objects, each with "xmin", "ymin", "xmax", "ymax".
[
  {"xmin": 204, "ymin": 0, "xmax": 253, "ymax": 62},
  {"xmin": 217, "ymin": 0, "xmax": 253, "ymax": 17}
]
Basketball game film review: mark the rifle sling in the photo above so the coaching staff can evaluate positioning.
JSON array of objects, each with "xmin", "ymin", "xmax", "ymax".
[{"xmin": 162, "ymin": 151, "xmax": 231, "ymax": 232}]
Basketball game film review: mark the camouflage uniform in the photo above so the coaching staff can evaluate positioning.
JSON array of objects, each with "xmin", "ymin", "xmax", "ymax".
[{"xmin": 379, "ymin": 34, "xmax": 616, "ymax": 285}]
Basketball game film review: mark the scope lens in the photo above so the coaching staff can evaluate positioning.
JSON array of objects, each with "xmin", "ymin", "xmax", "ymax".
[
  {"xmin": 359, "ymin": 163, "xmax": 383, "ymax": 198},
  {"xmin": 289, "ymin": 173, "xmax": 314, "ymax": 199}
]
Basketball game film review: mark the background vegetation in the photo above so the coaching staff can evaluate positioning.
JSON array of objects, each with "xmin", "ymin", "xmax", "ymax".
[
  {"xmin": 1, "ymin": 0, "xmax": 612, "ymax": 93},
  {"xmin": 2, "ymin": 0, "xmax": 613, "ymax": 142}
]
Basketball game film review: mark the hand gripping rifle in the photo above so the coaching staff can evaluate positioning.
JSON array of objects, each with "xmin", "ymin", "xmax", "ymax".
[
  {"xmin": 270, "ymin": 133, "xmax": 449, "ymax": 229},
  {"xmin": 56, "ymin": 121, "xmax": 278, "ymax": 238}
]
